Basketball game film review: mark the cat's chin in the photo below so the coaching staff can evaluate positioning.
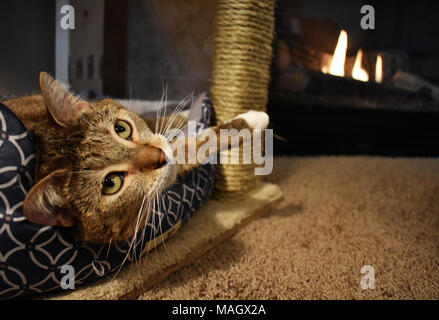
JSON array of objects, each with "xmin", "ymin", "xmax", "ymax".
[
  {"xmin": 147, "ymin": 162, "xmax": 177, "ymax": 199},
  {"xmin": 155, "ymin": 164, "xmax": 176, "ymax": 197}
]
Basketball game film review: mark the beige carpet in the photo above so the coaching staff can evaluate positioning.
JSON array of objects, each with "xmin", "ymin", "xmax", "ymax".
[{"xmin": 139, "ymin": 156, "xmax": 439, "ymax": 299}]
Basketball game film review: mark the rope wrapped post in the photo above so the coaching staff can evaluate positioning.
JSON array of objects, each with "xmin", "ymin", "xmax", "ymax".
[{"xmin": 211, "ymin": 0, "xmax": 275, "ymax": 199}]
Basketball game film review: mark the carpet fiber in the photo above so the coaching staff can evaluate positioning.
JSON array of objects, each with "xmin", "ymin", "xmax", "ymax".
[{"xmin": 138, "ymin": 156, "xmax": 439, "ymax": 299}]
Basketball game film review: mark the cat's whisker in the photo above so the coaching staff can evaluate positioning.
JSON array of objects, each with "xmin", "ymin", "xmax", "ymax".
[
  {"xmin": 132, "ymin": 194, "xmax": 150, "ymax": 276},
  {"xmin": 163, "ymin": 106, "xmax": 192, "ymax": 142},
  {"xmin": 110, "ymin": 248, "xmax": 128, "ymax": 281},
  {"xmin": 170, "ymin": 92, "xmax": 193, "ymax": 118},
  {"xmin": 167, "ymin": 94, "xmax": 193, "ymax": 130},
  {"xmin": 162, "ymin": 94, "xmax": 192, "ymax": 135},
  {"xmin": 156, "ymin": 193, "xmax": 165, "ymax": 252},
  {"xmin": 156, "ymin": 84, "xmax": 168, "ymax": 134},
  {"xmin": 154, "ymin": 193, "xmax": 161, "ymax": 255},
  {"xmin": 102, "ymin": 240, "xmax": 121, "ymax": 282},
  {"xmin": 129, "ymin": 199, "xmax": 150, "ymax": 281},
  {"xmin": 158, "ymin": 87, "xmax": 194, "ymax": 137},
  {"xmin": 104, "ymin": 239, "xmax": 112, "ymax": 262},
  {"xmin": 166, "ymin": 130, "xmax": 183, "ymax": 142},
  {"xmin": 158, "ymin": 85, "xmax": 168, "ymax": 135},
  {"xmin": 112, "ymin": 240, "xmax": 135, "ymax": 280},
  {"xmin": 160, "ymin": 87, "xmax": 169, "ymax": 135},
  {"xmin": 171, "ymin": 112, "xmax": 190, "ymax": 134},
  {"xmin": 163, "ymin": 108, "xmax": 190, "ymax": 139},
  {"xmin": 151, "ymin": 194, "xmax": 160, "ymax": 257},
  {"xmin": 166, "ymin": 121, "xmax": 189, "ymax": 142},
  {"xmin": 142, "ymin": 194, "xmax": 157, "ymax": 263},
  {"xmin": 140, "ymin": 198, "xmax": 153, "ymax": 250},
  {"xmin": 130, "ymin": 194, "xmax": 147, "ymax": 272},
  {"xmin": 112, "ymin": 194, "xmax": 148, "ymax": 280},
  {"xmin": 136, "ymin": 195, "xmax": 151, "ymax": 256},
  {"xmin": 157, "ymin": 193, "xmax": 171, "ymax": 258},
  {"xmin": 137, "ymin": 196, "xmax": 152, "ymax": 265}
]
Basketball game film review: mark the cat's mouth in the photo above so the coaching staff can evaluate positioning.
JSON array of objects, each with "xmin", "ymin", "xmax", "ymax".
[
  {"xmin": 146, "ymin": 139, "xmax": 177, "ymax": 198},
  {"xmin": 156, "ymin": 149, "xmax": 167, "ymax": 169},
  {"xmin": 161, "ymin": 144, "xmax": 177, "ymax": 187}
]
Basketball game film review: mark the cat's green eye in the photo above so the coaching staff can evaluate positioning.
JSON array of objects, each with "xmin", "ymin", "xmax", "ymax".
[
  {"xmin": 102, "ymin": 172, "xmax": 124, "ymax": 195},
  {"xmin": 114, "ymin": 120, "xmax": 132, "ymax": 140}
]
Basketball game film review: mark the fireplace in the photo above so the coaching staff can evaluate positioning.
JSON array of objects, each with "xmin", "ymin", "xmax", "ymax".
[{"xmin": 269, "ymin": 0, "xmax": 439, "ymax": 157}]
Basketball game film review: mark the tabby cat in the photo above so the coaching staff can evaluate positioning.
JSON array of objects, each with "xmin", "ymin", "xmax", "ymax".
[{"xmin": 3, "ymin": 72, "xmax": 269, "ymax": 243}]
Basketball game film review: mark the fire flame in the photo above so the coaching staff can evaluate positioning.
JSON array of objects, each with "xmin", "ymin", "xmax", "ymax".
[
  {"xmin": 328, "ymin": 30, "xmax": 348, "ymax": 77},
  {"xmin": 375, "ymin": 54, "xmax": 383, "ymax": 83},
  {"xmin": 323, "ymin": 30, "xmax": 383, "ymax": 84},
  {"xmin": 352, "ymin": 49, "xmax": 369, "ymax": 82}
]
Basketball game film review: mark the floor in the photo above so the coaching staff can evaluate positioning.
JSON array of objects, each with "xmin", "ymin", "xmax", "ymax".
[{"xmin": 138, "ymin": 156, "xmax": 439, "ymax": 299}]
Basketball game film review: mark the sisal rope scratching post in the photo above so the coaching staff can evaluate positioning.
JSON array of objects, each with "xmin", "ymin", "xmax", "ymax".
[{"xmin": 211, "ymin": 0, "xmax": 276, "ymax": 200}]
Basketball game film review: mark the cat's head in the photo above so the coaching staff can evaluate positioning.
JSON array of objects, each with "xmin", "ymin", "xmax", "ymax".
[{"xmin": 23, "ymin": 72, "xmax": 177, "ymax": 243}]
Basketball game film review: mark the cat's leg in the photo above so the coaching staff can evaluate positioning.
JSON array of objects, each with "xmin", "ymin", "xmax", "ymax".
[
  {"xmin": 175, "ymin": 110, "xmax": 269, "ymax": 176},
  {"xmin": 231, "ymin": 110, "xmax": 270, "ymax": 130},
  {"xmin": 144, "ymin": 110, "xmax": 268, "ymax": 137},
  {"xmin": 214, "ymin": 110, "xmax": 269, "ymax": 133}
]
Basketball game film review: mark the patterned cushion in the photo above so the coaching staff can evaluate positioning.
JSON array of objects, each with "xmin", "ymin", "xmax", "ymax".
[{"xmin": 0, "ymin": 98, "xmax": 215, "ymax": 299}]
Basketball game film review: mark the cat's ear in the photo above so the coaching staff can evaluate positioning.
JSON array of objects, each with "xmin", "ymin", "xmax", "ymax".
[
  {"xmin": 23, "ymin": 169, "xmax": 75, "ymax": 227},
  {"xmin": 39, "ymin": 71, "xmax": 91, "ymax": 127}
]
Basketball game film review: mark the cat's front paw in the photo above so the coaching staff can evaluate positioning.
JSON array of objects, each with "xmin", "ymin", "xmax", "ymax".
[{"xmin": 234, "ymin": 110, "xmax": 269, "ymax": 130}]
